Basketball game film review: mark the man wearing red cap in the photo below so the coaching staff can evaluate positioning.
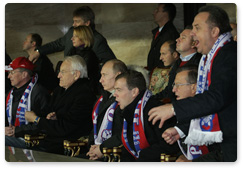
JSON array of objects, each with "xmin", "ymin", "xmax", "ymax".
[{"xmin": 5, "ymin": 57, "xmax": 49, "ymax": 149}]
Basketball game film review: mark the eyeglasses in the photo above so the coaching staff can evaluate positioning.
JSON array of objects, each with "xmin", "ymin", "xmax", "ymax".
[
  {"xmin": 58, "ymin": 70, "xmax": 75, "ymax": 75},
  {"xmin": 172, "ymin": 82, "xmax": 195, "ymax": 88},
  {"xmin": 8, "ymin": 70, "xmax": 22, "ymax": 75}
]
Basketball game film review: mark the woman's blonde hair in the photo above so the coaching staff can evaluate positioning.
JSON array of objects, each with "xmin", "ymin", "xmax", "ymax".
[{"xmin": 73, "ymin": 25, "xmax": 94, "ymax": 48}]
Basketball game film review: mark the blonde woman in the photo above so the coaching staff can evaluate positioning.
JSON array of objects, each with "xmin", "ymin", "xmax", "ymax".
[{"xmin": 71, "ymin": 25, "xmax": 100, "ymax": 94}]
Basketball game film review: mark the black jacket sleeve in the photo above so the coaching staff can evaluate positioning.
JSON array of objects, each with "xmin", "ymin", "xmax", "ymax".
[
  {"xmin": 37, "ymin": 27, "xmax": 73, "ymax": 55},
  {"xmin": 173, "ymin": 42, "xmax": 237, "ymax": 123}
]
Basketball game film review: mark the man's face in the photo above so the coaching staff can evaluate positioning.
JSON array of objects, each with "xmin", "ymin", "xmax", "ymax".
[
  {"xmin": 57, "ymin": 60, "xmax": 77, "ymax": 89},
  {"xmin": 22, "ymin": 34, "xmax": 33, "ymax": 51},
  {"xmin": 114, "ymin": 78, "xmax": 135, "ymax": 110},
  {"xmin": 159, "ymin": 42, "xmax": 177, "ymax": 66},
  {"xmin": 72, "ymin": 16, "xmax": 89, "ymax": 28},
  {"xmin": 191, "ymin": 12, "xmax": 216, "ymax": 55},
  {"xmin": 71, "ymin": 31, "xmax": 84, "ymax": 47},
  {"xmin": 153, "ymin": 4, "xmax": 166, "ymax": 24},
  {"xmin": 172, "ymin": 71, "xmax": 196, "ymax": 100},
  {"xmin": 8, "ymin": 69, "xmax": 25, "ymax": 88},
  {"xmin": 176, "ymin": 29, "xmax": 194, "ymax": 54},
  {"xmin": 99, "ymin": 62, "xmax": 117, "ymax": 92}
]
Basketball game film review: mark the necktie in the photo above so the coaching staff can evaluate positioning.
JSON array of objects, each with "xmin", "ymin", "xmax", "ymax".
[{"xmin": 154, "ymin": 30, "xmax": 160, "ymax": 39}]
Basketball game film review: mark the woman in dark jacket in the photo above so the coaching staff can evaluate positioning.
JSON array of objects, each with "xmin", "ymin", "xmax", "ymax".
[{"xmin": 70, "ymin": 25, "xmax": 100, "ymax": 95}]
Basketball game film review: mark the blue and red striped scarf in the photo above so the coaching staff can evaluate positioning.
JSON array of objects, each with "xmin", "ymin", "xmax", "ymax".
[
  {"xmin": 92, "ymin": 95, "xmax": 118, "ymax": 145},
  {"xmin": 6, "ymin": 74, "xmax": 38, "ymax": 127},
  {"xmin": 121, "ymin": 90, "xmax": 152, "ymax": 159}
]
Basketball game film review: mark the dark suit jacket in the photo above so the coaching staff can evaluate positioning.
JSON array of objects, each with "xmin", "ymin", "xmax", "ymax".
[
  {"xmin": 37, "ymin": 78, "xmax": 97, "ymax": 154},
  {"xmin": 32, "ymin": 54, "xmax": 58, "ymax": 92},
  {"xmin": 37, "ymin": 27, "xmax": 116, "ymax": 66},
  {"xmin": 153, "ymin": 52, "xmax": 202, "ymax": 101},
  {"xmin": 147, "ymin": 21, "xmax": 179, "ymax": 71},
  {"xmin": 173, "ymin": 41, "xmax": 237, "ymax": 162},
  {"xmin": 121, "ymin": 91, "xmax": 179, "ymax": 162},
  {"xmin": 88, "ymin": 90, "xmax": 123, "ymax": 153},
  {"xmin": 70, "ymin": 47, "xmax": 101, "ymax": 95}
]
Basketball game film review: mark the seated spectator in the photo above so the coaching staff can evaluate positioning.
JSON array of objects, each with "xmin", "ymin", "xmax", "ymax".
[
  {"xmin": 5, "ymin": 57, "xmax": 49, "ymax": 149},
  {"xmin": 149, "ymin": 40, "xmax": 179, "ymax": 95},
  {"xmin": 85, "ymin": 59, "xmax": 127, "ymax": 160},
  {"xmin": 70, "ymin": 25, "xmax": 100, "ymax": 95},
  {"xmin": 23, "ymin": 33, "xmax": 58, "ymax": 93},
  {"xmin": 162, "ymin": 65, "xmax": 222, "ymax": 162},
  {"xmin": 24, "ymin": 55, "xmax": 97, "ymax": 155},
  {"xmin": 153, "ymin": 26, "xmax": 201, "ymax": 101},
  {"xmin": 113, "ymin": 70, "xmax": 179, "ymax": 162}
]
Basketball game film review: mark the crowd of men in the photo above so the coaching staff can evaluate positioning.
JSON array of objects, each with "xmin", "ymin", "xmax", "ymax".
[{"xmin": 5, "ymin": 4, "xmax": 237, "ymax": 162}]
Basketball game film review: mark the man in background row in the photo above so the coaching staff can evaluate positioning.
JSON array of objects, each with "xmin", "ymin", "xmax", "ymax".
[{"xmin": 29, "ymin": 6, "xmax": 116, "ymax": 69}]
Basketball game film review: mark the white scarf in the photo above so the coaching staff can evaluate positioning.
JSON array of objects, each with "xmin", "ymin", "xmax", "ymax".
[{"xmin": 184, "ymin": 32, "xmax": 232, "ymax": 146}]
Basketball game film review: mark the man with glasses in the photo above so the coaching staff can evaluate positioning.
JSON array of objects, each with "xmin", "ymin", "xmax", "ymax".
[
  {"xmin": 148, "ymin": 6, "xmax": 237, "ymax": 162},
  {"xmin": 5, "ymin": 57, "xmax": 49, "ymax": 149},
  {"xmin": 24, "ymin": 55, "xmax": 97, "ymax": 154},
  {"xmin": 147, "ymin": 3, "xmax": 179, "ymax": 71}
]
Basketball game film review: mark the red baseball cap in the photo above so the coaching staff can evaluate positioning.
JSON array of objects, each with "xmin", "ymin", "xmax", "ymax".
[{"xmin": 5, "ymin": 57, "xmax": 35, "ymax": 71}]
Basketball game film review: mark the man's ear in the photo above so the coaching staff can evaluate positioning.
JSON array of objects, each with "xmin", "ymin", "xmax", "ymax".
[
  {"xmin": 211, "ymin": 27, "xmax": 220, "ymax": 38},
  {"xmin": 31, "ymin": 41, "xmax": 36, "ymax": 47},
  {"xmin": 132, "ymin": 87, "xmax": 139, "ymax": 98},
  {"xmin": 191, "ymin": 83, "xmax": 197, "ymax": 95},
  {"xmin": 115, "ymin": 71, "xmax": 121, "ymax": 77},
  {"xmin": 172, "ymin": 51, "xmax": 179, "ymax": 60},
  {"xmin": 21, "ymin": 71, "xmax": 28, "ymax": 79},
  {"xmin": 84, "ymin": 20, "xmax": 91, "ymax": 26},
  {"xmin": 74, "ymin": 71, "xmax": 81, "ymax": 80}
]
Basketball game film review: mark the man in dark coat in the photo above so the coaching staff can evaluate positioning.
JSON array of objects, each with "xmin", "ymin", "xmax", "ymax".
[
  {"xmin": 23, "ymin": 33, "xmax": 58, "ymax": 93},
  {"xmin": 114, "ymin": 70, "xmax": 179, "ymax": 162},
  {"xmin": 25, "ymin": 55, "xmax": 97, "ymax": 155},
  {"xmin": 5, "ymin": 57, "xmax": 49, "ymax": 149},
  {"xmin": 86, "ymin": 59, "xmax": 127, "ymax": 160},
  {"xmin": 148, "ymin": 6, "xmax": 237, "ymax": 162},
  {"xmin": 153, "ymin": 26, "xmax": 202, "ymax": 101},
  {"xmin": 29, "ymin": 6, "xmax": 116, "ymax": 69},
  {"xmin": 147, "ymin": 3, "xmax": 179, "ymax": 71}
]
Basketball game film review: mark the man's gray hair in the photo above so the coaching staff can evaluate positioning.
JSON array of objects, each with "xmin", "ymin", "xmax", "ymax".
[{"xmin": 64, "ymin": 55, "xmax": 88, "ymax": 78}]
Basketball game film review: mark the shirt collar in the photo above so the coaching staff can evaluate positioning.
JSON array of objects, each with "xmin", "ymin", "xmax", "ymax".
[{"xmin": 180, "ymin": 52, "xmax": 197, "ymax": 62}]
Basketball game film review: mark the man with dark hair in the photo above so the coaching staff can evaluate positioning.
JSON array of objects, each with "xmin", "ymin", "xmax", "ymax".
[
  {"xmin": 29, "ymin": 6, "xmax": 116, "ymax": 69},
  {"xmin": 86, "ymin": 59, "xmax": 127, "ymax": 160},
  {"xmin": 23, "ymin": 33, "xmax": 58, "ymax": 92},
  {"xmin": 148, "ymin": 5, "xmax": 237, "ymax": 162},
  {"xmin": 5, "ymin": 57, "xmax": 49, "ymax": 149},
  {"xmin": 114, "ymin": 70, "xmax": 179, "ymax": 162},
  {"xmin": 147, "ymin": 3, "xmax": 179, "ymax": 71}
]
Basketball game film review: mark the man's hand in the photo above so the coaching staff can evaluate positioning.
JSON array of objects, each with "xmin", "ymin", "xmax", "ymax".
[
  {"xmin": 46, "ymin": 112, "xmax": 57, "ymax": 120},
  {"xmin": 162, "ymin": 127, "xmax": 180, "ymax": 145},
  {"xmin": 25, "ymin": 111, "xmax": 37, "ymax": 123},
  {"xmin": 148, "ymin": 104, "xmax": 174, "ymax": 128},
  {"xmin": 86, "ymin": 145, "xmax": 99, "ymax": 160},
  {"xmin": 91, "ymin": 145, "xmax": 104, "ymax": 159},
  {"xmin": 28, "ymin": 51, "xmax": 40, "ymax": 63},
  {"xmin": 5, "ymin": 125, "xmax": 15, "ymax": 136},
  {"xmin": 176, "ymin": 155, "xmax": 192, "ymax": 162}
]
